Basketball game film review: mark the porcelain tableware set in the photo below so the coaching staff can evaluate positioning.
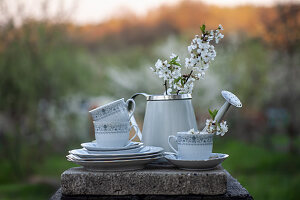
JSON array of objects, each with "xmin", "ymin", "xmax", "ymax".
[
  {"xmin": 67, "ymin": 98, "xmax": 164, "ymax": 171},
  {"xmin": 67, "ymin": 91, "xmax": 242, "ymax": 171}
]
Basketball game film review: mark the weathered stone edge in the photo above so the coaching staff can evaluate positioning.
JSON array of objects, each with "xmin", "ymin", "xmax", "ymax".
[{"xmin": 61, "ymin": 167, "xmax": 227, "ymax": 196}]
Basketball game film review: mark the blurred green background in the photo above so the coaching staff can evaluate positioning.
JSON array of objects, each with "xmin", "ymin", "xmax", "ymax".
[{"xmin": 0, "ymin": 0, "xmax": 299, "ymax": 199}]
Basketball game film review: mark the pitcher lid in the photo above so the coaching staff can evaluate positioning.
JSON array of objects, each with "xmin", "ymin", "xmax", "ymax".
[{"xmin": 147, "ymin": 94, "xmax": 192, "ymax": 101}]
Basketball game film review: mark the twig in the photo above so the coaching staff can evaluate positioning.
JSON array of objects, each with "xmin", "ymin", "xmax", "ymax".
[
  {"xmin": 185, "ymin": 70, "xmax": 194, "ymax": 83},
  {"xmin": 164, "ymin": 80, "xmax": 168, "ymax": 95},
  {"xmin": 176, "ymin": 70, "xmax": 193, "ymax": 94}
]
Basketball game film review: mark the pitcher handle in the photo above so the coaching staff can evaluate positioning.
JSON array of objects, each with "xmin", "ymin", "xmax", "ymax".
[
  {"xmin": 131, "ymin": 93, "xmax": 150, "ymax": 99},
  {"xmin": 168, "ymin": 135, "xmax": 178, "ymax": 154}
]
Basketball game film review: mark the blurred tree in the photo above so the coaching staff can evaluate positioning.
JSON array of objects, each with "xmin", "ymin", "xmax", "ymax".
[
  {"xmin": 0, "ymin": 20, "xmax": 99, "ymax": 178},
  {"xmin": 260, "ymin": 4, "xmax": 300, "ymax": 153}
]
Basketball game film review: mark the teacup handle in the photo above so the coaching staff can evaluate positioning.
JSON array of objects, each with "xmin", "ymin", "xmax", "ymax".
[
  {"xmin": 168, "ymin": 135, "xmax": 178, "ymax": 154},
  {"xmin": 128, "ymin": 124, "xmax": 138, "ymax": 143},
  {"xmin": 126, "ymin": 99, "xmax": 135, "ymax": 120}
]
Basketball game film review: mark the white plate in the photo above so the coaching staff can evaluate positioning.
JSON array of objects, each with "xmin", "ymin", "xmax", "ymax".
[
  {"xmin": 86, "ymin": 146, "xmax": 144, "ymax": 154},
  {"xmin": 164, "ymin": 152, "xmax": 229, "ymax": 170},
  {"xmin": 67, "ymin": 155, "xmax": 162, "ymax": 171},
  {"xmin": 67, "ymin": 152, "xmax": 162, "ymax": 161},
  {"xmin": 69, "ymin": 146, "xmax": 164, "ymax": 158},
  {"xmin": 81, "ymin": 141, "xmax": 143, "ymax": 151}
]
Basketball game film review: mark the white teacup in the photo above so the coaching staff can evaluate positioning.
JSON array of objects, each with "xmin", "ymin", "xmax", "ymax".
[
  {"xmin": 89, "ymin": 98, "xmax": 135, "ymax": 122},
  {"xmin": 168, "ymin": 132, "xmax": 213, "ymax": 160},
  {"xmin": 93, "ymin": 121, "xmax": 138, "ymax": 148}
]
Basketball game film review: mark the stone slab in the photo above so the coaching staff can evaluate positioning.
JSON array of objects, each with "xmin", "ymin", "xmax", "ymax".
[
  {"xmin": 52, "ymin": 170, "xmax": 252, "ymax": 200},
  {"xmin": 61, "ymin": 165, "xmax": 227, "ymax": 196}
]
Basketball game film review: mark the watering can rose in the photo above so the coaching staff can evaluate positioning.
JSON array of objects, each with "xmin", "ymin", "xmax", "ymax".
[{"xmin": 150, "ymin": 24, "xmax": 224, "ymax": 95}]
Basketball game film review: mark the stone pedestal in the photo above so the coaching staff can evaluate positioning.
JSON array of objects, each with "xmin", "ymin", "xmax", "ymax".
[
  {"xmin": 51, "ymin": 165, "xmax": 253, "ymax": 200},
  {"xmin": 61, "ymin": 165, "xmax": 227, "ymax": 196}
]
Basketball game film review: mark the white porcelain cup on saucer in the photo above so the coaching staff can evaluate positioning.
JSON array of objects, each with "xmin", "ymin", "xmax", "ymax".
[
  {"xmin": 93, "ymin": 121, "xmax": 138, "ymax": 148},
  {"xmin": 168, "ymin": 132, "xmax": 213, "ymax": 160},
  {"xmin": 89, "ymin": 98, "xmax": 135, "ymax": 122}
]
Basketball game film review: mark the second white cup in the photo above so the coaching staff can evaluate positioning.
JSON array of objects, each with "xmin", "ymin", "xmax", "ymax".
[
  {"xmin": 93, "ymin": 121, "xmax": 138, "ymax": 148},
  {"xmin": 168, "ymin": 132, "xmax": 213, "ymax": 160}
]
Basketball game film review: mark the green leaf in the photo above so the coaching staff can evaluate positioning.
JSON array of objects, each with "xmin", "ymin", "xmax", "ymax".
[
  {"xmin": 208, "ymin": 108, "xmax": 218, "ymax": 120},
  {"xmin": 169, "ymin": 59, "xmax": 181, "ymax": 68},
  {"xmin": 173, "ymin": 61, "xmax": 181, "ymax": 66},
  {"xmin": 180, "ymin": 79, "xmax": 184, "ymax": 86},
  {"xmin": 169, "ymin": 56, "xmax": 178, "ymax": 64},
  {"xmin": 174, "ymin": 77, "xmax": 181, "ymax": 84},
  {"xmin": 200, "ymin": 24, "xmax": 206, "ymax": 34},
  {"xmin": 208, "ymin": 108, "xmax": 213, "ymax": 116}
]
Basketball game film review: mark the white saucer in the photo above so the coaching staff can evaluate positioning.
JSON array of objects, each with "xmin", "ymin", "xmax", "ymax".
[
  {"xmin": 69, "ymin": 146, "xmax": 164, "ymax": 158},
  {"xmin": 86, "ymin": 146, "xmax": 143, "ymax": 154},
  {"xmin": 67, "ymin": 155, "xmax": 162, "ymax": 171},
  {"xmin": 67, "ymin": 152, "xmax": 162, "ymax": 161},
  {"xmin": 164, "ymin": 152, "xmax": 229, "ymax": 170},
  {"xmin": 81, "ymin": 141, "xmax": 142, "ymax": 151}
]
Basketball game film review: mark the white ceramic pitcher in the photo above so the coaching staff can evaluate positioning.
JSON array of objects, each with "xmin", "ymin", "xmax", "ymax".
[{"xmin": 129, "ymin": 93, "xmax": 198, "ymax": 152}]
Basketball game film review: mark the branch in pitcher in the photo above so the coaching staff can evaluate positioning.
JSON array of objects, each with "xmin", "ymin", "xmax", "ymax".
[{"xmin": 150, "ymin": 24, "xmax": 224, "ymax": 95}]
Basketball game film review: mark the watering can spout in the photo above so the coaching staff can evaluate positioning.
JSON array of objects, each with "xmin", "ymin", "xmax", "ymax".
[
  {"xmin": 202, "ymin": 90, "xmax": 242, "ymax": 132},
  {"xmin": 213, "ymin": 90, "xmax": 243, "ymax": 124},
  {"xmin": 214, "ymin": 101, "xmax": 230, "ymax": 123}
]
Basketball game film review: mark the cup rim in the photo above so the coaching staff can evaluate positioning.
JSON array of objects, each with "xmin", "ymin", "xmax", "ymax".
[
  {"xmin": 177, "ymin": 131, "xmax": 213, "ymax": 136},
  {"xmin": 93, "ymin": 121, "xmax": 130, "ymax": 126},
  {"xmin": 89, "ymin": 98, "xmax": 125, "ymax": 114}
]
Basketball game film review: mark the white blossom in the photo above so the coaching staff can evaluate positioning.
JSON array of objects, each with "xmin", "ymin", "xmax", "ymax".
[
  {"xmin": 205, "ymin": 119, "xmax": 228, "ymax": 136},
  {"xmin": 185, "ymin": 25, "xmax": 223, "ymax": 81},
  {"xmin": 164, "ymin": 88, "xmax": 173, "ymax": 95},
  {"xmin": 151, "ymin": 24, "xmax": 224, "ymax": 95},
  {"xmin": 218, "ymin": 24, "xmax": 224, "ymax": 30},
  {"xmin": 188, "ymin": 128, "xmax": 199, "ymax": 134},
  {"xmin": 180, "ymin": 78, "xmax": 194, "ymax": 94},
  {"xmin": 170, "ymin": 53, "xmax": 180, "ymax": 61},
  {"xmin": 214, "ymin": 29, "xmax": 224, "ymax": 44},
  {"xmin": 219, "ymin": 121, "xmax": 228, "ymax": 136},
  {"xmin": 185, "ymin": 58, "xmax": 191, "ymax": 67},
  {"xmin": 155, "ymin": 59, "xmax": 163, "ymax": 69}
]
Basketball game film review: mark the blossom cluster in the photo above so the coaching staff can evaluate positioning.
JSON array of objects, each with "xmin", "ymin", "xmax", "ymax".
[
  {"xmin": 185, "ymin": 24, "xmax": 223, "ymax": 79},
  {"xmin": 150, "ymin": 53, "xmax": 181, "ymax": 94},
  {"xmin": 151, "ymin": 24, "xmax": 224, "ymax": 95},
  {"xmin": 205, "ymin": 119, "xmax": 228, "ymax": 136}
]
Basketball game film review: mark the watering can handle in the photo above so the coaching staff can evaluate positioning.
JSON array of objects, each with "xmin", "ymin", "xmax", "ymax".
[{"xmin": 129, "ymin": 93, "xmax": 150, "ymax": 141}]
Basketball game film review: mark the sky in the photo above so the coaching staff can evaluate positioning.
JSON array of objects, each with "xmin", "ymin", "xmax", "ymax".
[{"xmin": 1, "ymin": 0, "xmax": 298, "ymax": 25}]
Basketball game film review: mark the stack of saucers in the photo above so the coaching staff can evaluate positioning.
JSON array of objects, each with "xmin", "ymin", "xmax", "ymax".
[
  {"xmin": 67, "ymin": 142, "xmax": 163, "ymax": 171},
  {"xmin": 67, "ymin": 98, "xmax": 163, "ymax": 171}
]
